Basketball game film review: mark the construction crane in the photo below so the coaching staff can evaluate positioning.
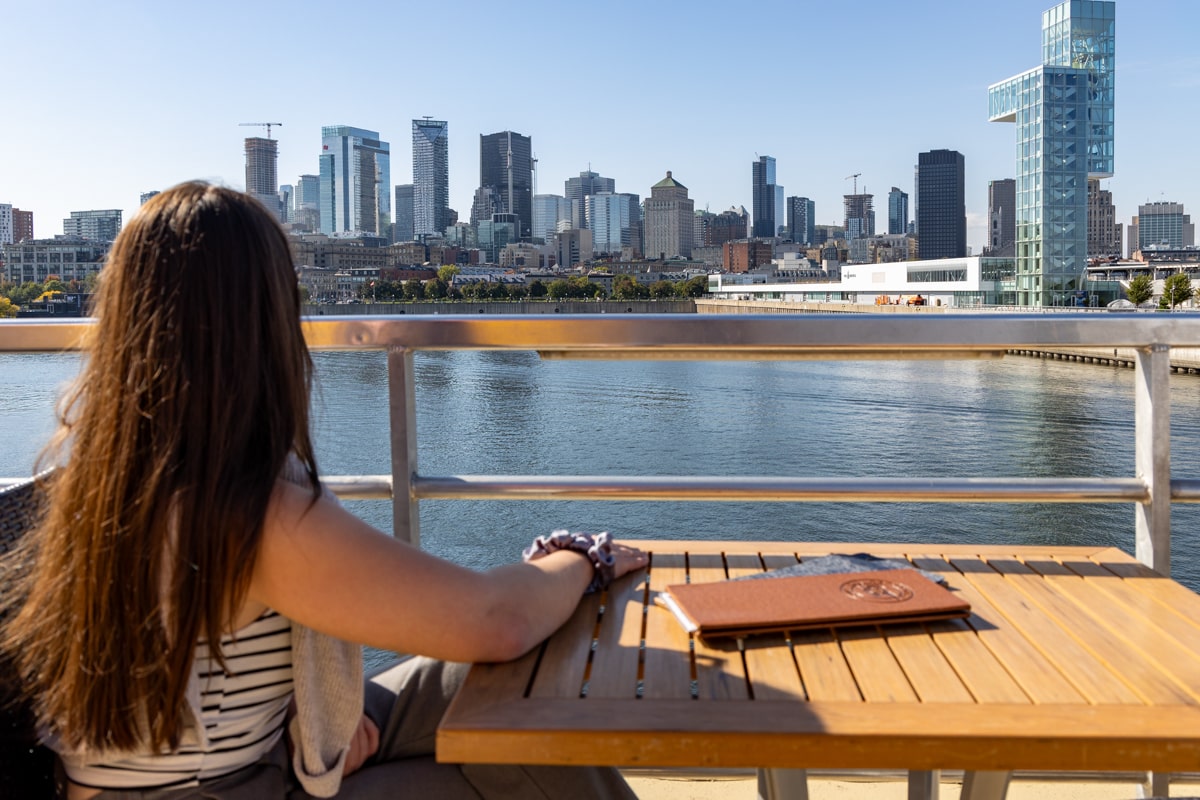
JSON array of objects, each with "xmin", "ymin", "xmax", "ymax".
[
  {"xmin": 239, "ymin": 122, "xmax": 283, "ymax": 139},
  {"xmin": 845, "ymin": 173, "xmax": 862, "ymax": 195}
]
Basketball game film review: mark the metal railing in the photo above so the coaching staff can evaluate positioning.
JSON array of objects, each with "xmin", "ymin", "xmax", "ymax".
[{"xmin": 3, "ymin": 312, "xmax": 1199, "ymax": 575}]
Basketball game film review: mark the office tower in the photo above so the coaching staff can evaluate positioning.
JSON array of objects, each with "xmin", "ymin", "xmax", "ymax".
[
  {"xmin": 479, "ymin": 131, "xmax": 533, "ymax": 240},
  {"xmin": 564, "ymin": 170, "xmax": 615, "ymax": 229},
  {"xmin": 786, "ymin": 197, "xmax": 815, "ymax": 246},
  {"xmin": 1135, "ymin": 202, "xmax": 1193, "ymax": 250},
  {"xmin": 394, "ymin": 184, "xmax": 414, "ymax": 243},
  {"xmin": 644, "ymin": 172, "xmax": 694, "ymax": 259},
  {"xmin": 1086, "ymin": 179, "xmax": 1122, "ymax": 257},
  {"xmin": 585, "ymin": 192, "xmax": 641, "ymax": 255},
  {"xmin": 245, "ymin": 137, "xmax": 281, "ymax": 220},
  {"xmin": 63, "ymin": 210, "xmax": 122, "ymax": 241},
  {"xmin": 412, "ymin": 119, "xmax": 449, "ymax": 237},
  {"xmin": 987, "ymin": 179, "xmax": 1016, "ymax": 256},
  {"xmin": 915, "ymin": 149, "xmax": 966, "ymax": 259},
  {"xmin": 292, "ymin": 174, "xmax": 320, "ymax": 232},
  {"xmin": 990, "ymin": 0, "xmax": 1114, "ymax": 306},
  {"xmin": 843, "ymin": 194, "xmax": 874, "ymax": 241},
  {"xmin": 887, "ymin": 188, "xmax": 909, "ymax": 236},
  {"xmin": 13, "ymin": 209, "xmax": 33, "ymax": 243},
  {"xmin": 752, "ymin": 156, "xmax": 782, "ymax": 238},
  {"xmin": 318, "ymin": 125, "xmax": 391, "ymax": 236},
  {"xmin": 533, "ymin": 194, "xmax": 570, "ymax": 242},
  {"xmin": 470, "ymin": 186, "xmax": 501, "ymax": 226},
  {"xmin": 140, "ymin": 191, "xmax": 159, "ymax": 206},
  {"xmin": 0, "ymin": 205, "xmax": 11, "ymax": 245},
  {"xmin": 278, "ymin": 185, "xmax": 293, "ymax": 223}
]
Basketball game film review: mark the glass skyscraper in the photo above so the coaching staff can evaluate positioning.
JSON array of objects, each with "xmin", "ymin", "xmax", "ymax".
[
  {"xmin": 989, "ymin": 0, "xmax": 1115, "ymax": 306},
  {"xmin": 318, "ymin": 125, "xmax": 391, "ymax": 237},
  {"xmin": 412, "ymin": 119, "xmax": 449, "ymax": 238},
  {"xmin": 915, "ymin": 150, "xmax": 965, "ymax": 260},
  {"xmin": 887, "ymin": 188, "xmax": 909, "ymax": 236},
  {"xmin": 752, "ymin": 156, "xmax": 781, "ymax": 238},
  {"xmin": 479, "ymin": 131, "xmax": 533, "ymax": 240}
]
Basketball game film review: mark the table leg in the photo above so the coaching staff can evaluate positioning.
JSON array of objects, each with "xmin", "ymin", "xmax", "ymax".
[
  {"xmin": 1147, "ymin": 770, "xmax": 1170, "ymax": 796},
  {"xmin": 908, "ymin": 770, "xmax": 940, "ymax": 800},
  {"xmin": 961, "ymin": 771, "xmax": 1011, "ymax": 800},
  {"xmin": 756, "ymin": 768, "xmax": 809, "ymax": 800}
]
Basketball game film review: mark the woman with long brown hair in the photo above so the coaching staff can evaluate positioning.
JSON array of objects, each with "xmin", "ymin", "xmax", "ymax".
[{"xmin": 1, "ymin": 182, "xmax": 645, "ymax": 799}]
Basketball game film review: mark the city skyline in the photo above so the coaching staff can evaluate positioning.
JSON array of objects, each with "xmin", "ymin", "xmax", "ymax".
[{"xmin": 5, "ymin": 0, "xmax": 1197, "ymax": 255}]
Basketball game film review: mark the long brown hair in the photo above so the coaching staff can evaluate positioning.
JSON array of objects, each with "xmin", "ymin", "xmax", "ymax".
[{"xmin": 0, "ymin": 182, "xmax": 320, "ymax": 752}]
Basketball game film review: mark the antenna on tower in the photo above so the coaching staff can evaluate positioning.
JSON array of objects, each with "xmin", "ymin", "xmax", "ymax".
[
  {"xmin": 531, "ymin": 152, "xmax": 538, "ymax": 196},
  {"xmin": 239, "ymin": 122, "xmax": 283, "ymax": 139}
]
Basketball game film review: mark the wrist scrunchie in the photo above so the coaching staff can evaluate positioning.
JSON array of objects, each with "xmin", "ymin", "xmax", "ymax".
[{"xmin": 523, "ymin": 530, "xmax": 616, "ymax": 593}]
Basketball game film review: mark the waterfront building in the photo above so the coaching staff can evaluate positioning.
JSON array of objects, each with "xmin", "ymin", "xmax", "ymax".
[
  {"xmin": 786, "ymin": 197, "xmax": 815, "ymax": 246},
  {"xmin": 843, "ymin": 194, "xmax": 874, "ymax": 242},
  {"xmin": 479, "ymin": 131, "xmax": 533, "ymax": 239},
  {"xmin": 244, "ymin": 136, "xmax": 281, "ymax": 220},
  {"xmin": 394, "ymin": 184, "xmax": 414, "ymax": 243},
  {"xmin": 139, "ymin": 191, "xmax": 159, "ymax": 206},
  {"xmin": 533, "ymin": 194, "xmax": 570, "ymax": 243},
  {"xmin": 0, "ymin": 205, "xmax": 11, "ymax": 245},
  {"xmin": 887, "ymin": 188, "xmax": 909, "ymax": 236},
  {"xmin": 643, "ymin": 172, "xmax": 694, "ymax": 260},
  {"xmin": 752, "ymin": 156, "xmax": 782, "ymax": 238},
  {"xmin": 1087, "ymin": 179, "xmax": 1122, "ymax": 257},
  {"xmin": 915, "ymin": 149, "xmax": 966, "ymax": 259},
  {"xmin": 13, "ymin": 209, "xmax": 33, "ymax": 243},
  {"xmin": 724, "ymin": 239, "xmax": 773, "ymax": 273},
  {"xmin": 319, "ymin": 125, "xmax": 391, "ymax": 237},
  {"xmin": 1133, "ymin": 202, "xmax": 1193, "ymax": 252},
  {"xmin": 412, "ymin": 118, "xmax": 450, "ymax": 238},
  {"xmin": 986, "ymin": 179, "xmax": 1016, "ymax": 256},
  {"xmin": 989, "ymin": 0, "xmax": 1115, "ymax": 306},
  {"xmin": 3, "ymin": 237, "xmax": 110, "ymax": 283},
  {"xmin": 564, "ymin": 170, "xmax": 615, "ymax": 230},
  {"xmin": 62, "ymin": 209, "xmax": 121, "ymax": 242}
]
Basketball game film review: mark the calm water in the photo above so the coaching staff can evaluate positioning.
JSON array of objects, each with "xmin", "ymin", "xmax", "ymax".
[{"xmin": 6, "ymin": 350, "xmax": 1200, "ymax": 592}]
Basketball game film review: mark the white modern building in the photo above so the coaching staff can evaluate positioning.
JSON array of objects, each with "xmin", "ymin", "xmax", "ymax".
[{"xmin": 62, "ymin": 210, "xmax": 122, "ymax": 242}]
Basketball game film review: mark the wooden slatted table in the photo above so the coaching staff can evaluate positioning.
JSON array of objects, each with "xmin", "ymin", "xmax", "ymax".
[{"xmin": 437, "ymin": 542, "xmax": 1200, "ymax": 797}]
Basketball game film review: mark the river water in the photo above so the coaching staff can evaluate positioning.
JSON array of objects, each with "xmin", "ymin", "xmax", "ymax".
[{"xmin": 5, "ymin": 350, "xmax": 1200, "ymax": 591}]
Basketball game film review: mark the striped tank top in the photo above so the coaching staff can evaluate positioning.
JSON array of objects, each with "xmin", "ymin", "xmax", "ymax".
[{"xmin": 57, "ymin": 610, "xmax": 295, "ymax": 791}]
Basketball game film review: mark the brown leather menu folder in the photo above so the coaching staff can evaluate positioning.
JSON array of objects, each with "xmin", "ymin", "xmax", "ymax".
[{"xmin": 659, "ymin": 568, "xmax": 970, "ymax": 638}]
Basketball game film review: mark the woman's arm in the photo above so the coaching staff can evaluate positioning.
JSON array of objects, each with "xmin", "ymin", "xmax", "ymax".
[{"xmin": 249, "ymin": 481, "xmax": 647, "ymax": 663}]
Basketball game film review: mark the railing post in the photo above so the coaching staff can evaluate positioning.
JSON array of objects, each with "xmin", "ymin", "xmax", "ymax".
[
  {"xmin": 388, "ymin": 346, "xmax": 420, "ymax": 545},
  {"xmin": 1134, "ymin": 343, "xmax": 1171, "ymax": 574}
]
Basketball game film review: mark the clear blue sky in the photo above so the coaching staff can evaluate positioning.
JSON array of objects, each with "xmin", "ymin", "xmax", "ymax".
[{"xmin": 6, "ymin": 0, "xmax": 1198, "ymax": 254}]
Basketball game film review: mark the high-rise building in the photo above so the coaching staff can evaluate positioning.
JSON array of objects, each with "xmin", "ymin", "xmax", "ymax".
[
  {"xmin": 394, "ymin": 184, "xmax": 414, "ymax": 243},
  {"xmin": 63, "ymin": 209, "xmax": 122, "ymax": 242},
  {"xmin": 564, "ymin": 170, "xmax": 615, "ymax": 229},
  {"xmin": 1134, "ymin": 202, "xmax": 1193, "ymax": 251},
  {"xmin": 752, "ymin": 156, "xmax": 783, "ymax": 238},
  {"xmin": 786, "ymin": 197, "xmax": 815, "ymax": 246},
  {"xmin": 533, "ymin": 194, "xmax": 570, "ymax": 243},
  {"xmin": 292, "ymin": 175, "xmax": 321, "ymax": 232},
  {"xmin": 915, "ymin": 149, "xmax": 966, "ymax": 259},
  {"xmin": 987, "ymin": 179, "xmax": 1016, "ymax": 256},
  {"xmin": 412, "ymin": 119, "xmax": 449, "ymax": 238},
  {"xmin": 1086, "ymin": 179, "xmax": 1122, "ymax": 257},
  {"xmin": 585, "ymin": 192, "xmax": 641, "ymax": 255},
  {"xmin": 139, "ymin": 191, "xmax": 159, "ymax": 206},
  {"xmin": 245, "ymin": 137, "xmax": 281, "ymax": 220},
  {"xmin": 479, "ymin": 131, "xmax": 533, "ymax": 240},
  {"xmin": 644, "ymin": 171, "xmax": 694, "ymax": 259},
  {"xmin": 843, "ymin": 194, "xmax": 874, "ymax": 241},
  {"xmin": 989, "ymin": 0, "xmax": 1115, "ymax": 306},
  {"xmin": 707, "ymin": 206, "xmax": 751, "ymax": 247},
  {"xmin": 13, "ymin": 209, "xmax": 33, "ymax": 243},
  {"xmin": 887, "ymin": 188, "xmax": 909, "ymax": 236},
  {"xmin": 0, "ymin": 205, "xmax": 12, "ymax": 245},
  {"xmin": 278, "ymin": 185, "xmax": 293, "ymax": 223},
  {"xmin": 318, "ymin": 125, "xmax": 391, "ymax": 236}
]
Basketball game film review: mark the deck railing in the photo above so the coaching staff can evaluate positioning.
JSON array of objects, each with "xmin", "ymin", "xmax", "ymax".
[{"xmin": 3, "ymin": 312, "xmax": 1199, "ymax": 576}]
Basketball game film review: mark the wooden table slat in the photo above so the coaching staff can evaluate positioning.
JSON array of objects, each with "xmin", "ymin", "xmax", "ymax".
[
  {"xmin": 883, "ymin": 622, "xmax": 976, "ymax": 703},
  {"xmin": 724, "ymin": 553, "xmax": 808, "ymax": 700},
  {"xmin": 686, "ymin": 554, "xmax": 750, "ymax": 700},
  {"xmin": 836, "ymin": 625, "xmax": 919, "ymax": 703},
  {"xmin": 949, "ymin": 555, "xmax": 1142, "ymax": 704},
  {"xmin": 641, "ymin": 553, "xmax": 694, "ymax": 699},
  {"xmin": 528, "ymin": 590, "xmax": 602, "ymax": 699},
  {"xmin": 584, "ymin": 570, "xmax": 649, "ymax": 699}
]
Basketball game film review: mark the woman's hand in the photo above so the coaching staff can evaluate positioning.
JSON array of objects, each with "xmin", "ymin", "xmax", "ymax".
[
  {"xmin": 610, "ymin": 542, "xmax": 649, "ymax": 581},
  {"xmin": 342, "ymin": 713, "xmax": 380, "ymax": 777}
]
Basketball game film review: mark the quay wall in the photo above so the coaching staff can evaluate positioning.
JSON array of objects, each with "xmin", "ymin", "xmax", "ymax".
[
  {"xmin": 694, "ymin": 298, "xmax": 1200, "ymax": 373},
  {"xmin": 304, "ymin": 300, "xmax": 695, "ymax": 316}
]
